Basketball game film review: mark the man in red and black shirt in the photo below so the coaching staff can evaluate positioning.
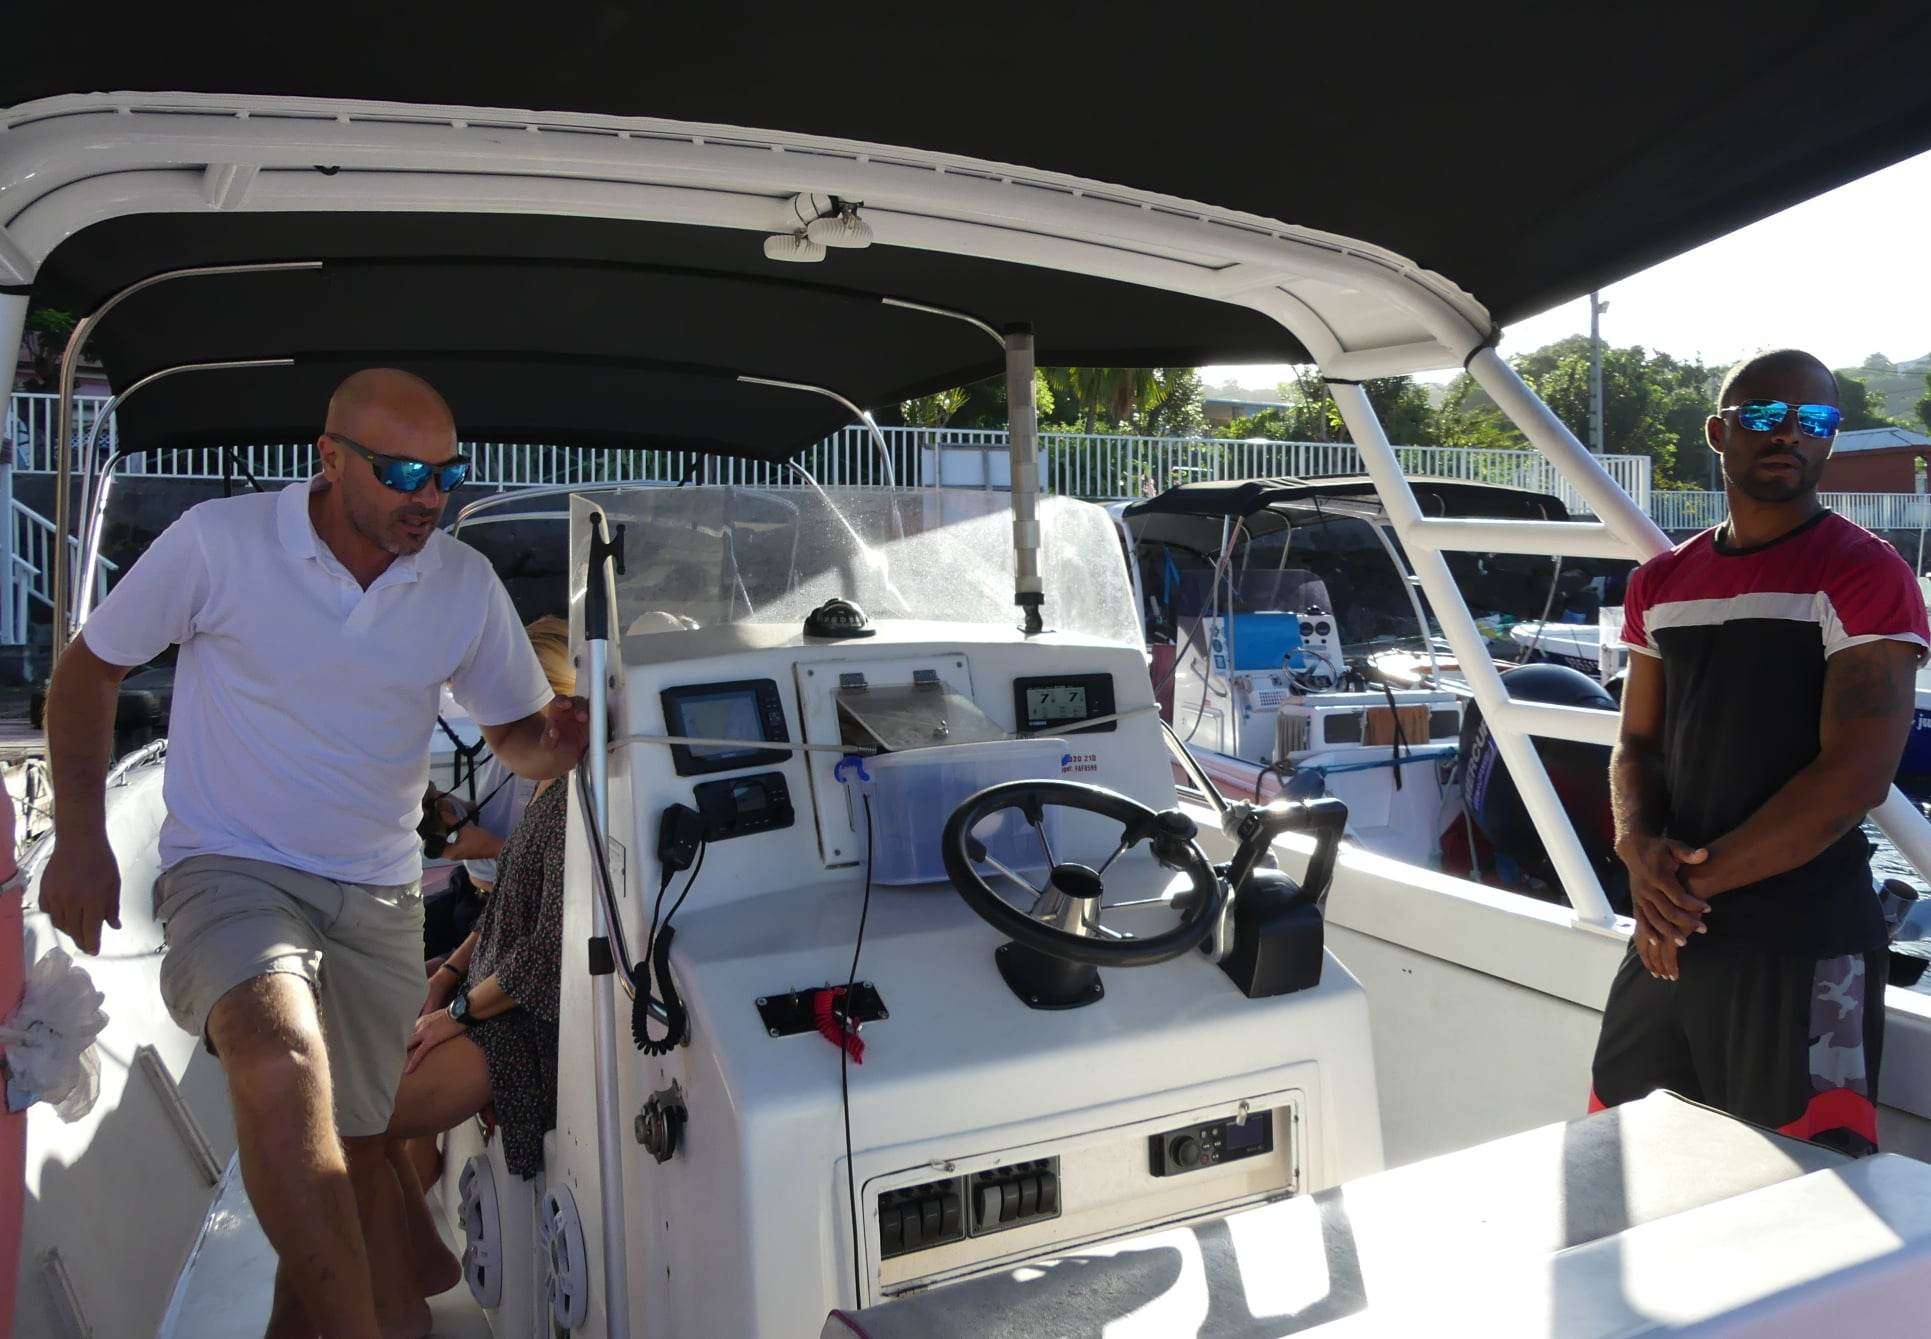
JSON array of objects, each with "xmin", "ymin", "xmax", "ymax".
[{"xmin": 1589, "ymin": 348, "xmax": 1927, "ymax": 1156}]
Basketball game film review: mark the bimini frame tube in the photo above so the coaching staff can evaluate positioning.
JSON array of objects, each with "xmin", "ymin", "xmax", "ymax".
[
  {"xmin": 580, "ymin": 507, "xmax": 633, "ymax": 1339},
  {"xmin": 1330, "ymin": 380, "xmax": 1618, "ymax": 927},
  {"xmin": 1005, "ymin": 325, "xmax": 1044, "ymax": 634},
  {"xmin": 734, "ymin": 375, "xmax": 896, "ymax": 486},
  {"xmin": 73, "ymin": 358, "xmax": 295, "ymax": 627},
  {"xmin": 879, "ymin": 297, "xmax": 1046, "ymax": 630},
  {"xmin": 51, "ymin": 260, "xmax": 322, "ymax": 654}
]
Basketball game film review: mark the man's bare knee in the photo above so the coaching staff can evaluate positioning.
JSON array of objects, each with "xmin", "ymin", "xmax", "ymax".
[{"xmin": 208, "ymin": 972, "xmax": 328, "ymax": 1100}]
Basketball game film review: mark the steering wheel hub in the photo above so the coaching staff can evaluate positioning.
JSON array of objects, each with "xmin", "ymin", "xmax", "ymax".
[
  {"xmin": 942, "ymin": 780, "xmax": 1226, "ymax": 1005},
  {"xmin": 1047, "ymin": 863, "xmax": 1105, "ymax": 900}
]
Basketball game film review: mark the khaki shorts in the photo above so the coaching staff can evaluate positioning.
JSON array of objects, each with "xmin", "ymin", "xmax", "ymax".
[{"xmin": 154, "ymin": 854, "xmax": 425, "ymax": 1138}]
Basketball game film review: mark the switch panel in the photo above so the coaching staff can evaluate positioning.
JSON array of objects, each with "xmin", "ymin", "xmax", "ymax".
[
  {"xmin": 1149, "ymin": 1110, "xmax": 1274, "ymax": 1177},
  {"xmin": 877, "ymin": 1178, "xmax": 964, "ymax": 1259},
  {"xmin": 966, "ymin": 1158, "xmax": 1060, "ymax": 1237},
  {"xmin": 876, "ymin": 1157, "xmax": 1061, "ymax": 1260}
]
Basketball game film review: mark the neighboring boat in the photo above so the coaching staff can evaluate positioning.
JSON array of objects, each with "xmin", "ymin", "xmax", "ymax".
[
  {"xmin": 1116, "ymin": 475, "xmax": 1622, "ymax": 878},
  {"xmin": 1508, "ymin": 618, "xmax": 1602, "ymax": 678},
  {"xmin": 9, "ymin": 15, "xmax": 1931, "ymax": 1339}
]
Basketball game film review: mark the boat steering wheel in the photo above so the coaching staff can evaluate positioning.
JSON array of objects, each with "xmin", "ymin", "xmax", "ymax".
[{"xmin": 940, "ymin": 780, "xmax": 1224, "ymax": 969}]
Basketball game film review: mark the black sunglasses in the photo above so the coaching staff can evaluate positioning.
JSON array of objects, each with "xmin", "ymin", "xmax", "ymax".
[{"xmin": 326, "ymin": 431, "xmax": 471, "ymax": 495}]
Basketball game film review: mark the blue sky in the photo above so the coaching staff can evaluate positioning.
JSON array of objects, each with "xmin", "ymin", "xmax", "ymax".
[{"xmin": 1202, "ymin": 147, "xmax": 1931, "ymax": 393}]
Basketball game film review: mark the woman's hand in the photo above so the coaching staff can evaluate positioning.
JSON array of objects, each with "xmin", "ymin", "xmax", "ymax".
[
  {"xmin": 404, "ymin": 1007, "xmax": 468, "ymax": 1074},
  {"xmin": 420, "ymin": 968, "xmax": 459, "ymax": 1018}
]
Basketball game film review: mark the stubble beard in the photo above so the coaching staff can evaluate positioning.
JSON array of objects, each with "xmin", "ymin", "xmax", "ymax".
[
  {"xmin": 1727, "ymin": 455, "xmax": 1823, "ymax": 505},
  {"xmin": 346, "ymin": 487, "xmax": 435, "ymax": 556}
]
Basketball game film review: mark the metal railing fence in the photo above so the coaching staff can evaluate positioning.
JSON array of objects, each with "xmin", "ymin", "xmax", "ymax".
[
  {"xmin": 1650, "ymin": 490, "xmax": 1931, "ymax": 533},
  {"xmin": 7, "ymin": 393, "xmax": 1650, "ymax": 516}
]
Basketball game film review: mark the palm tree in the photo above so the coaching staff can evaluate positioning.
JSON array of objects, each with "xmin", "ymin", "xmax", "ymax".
[{"xmin": 1049, "ymin": 368, "xmax": 1169, "ymax": 434}]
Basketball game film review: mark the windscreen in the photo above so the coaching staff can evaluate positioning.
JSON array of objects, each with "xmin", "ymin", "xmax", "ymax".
[{"xmin": 584, "ymin": 486, "xmax": 1140, "ymax": 646}]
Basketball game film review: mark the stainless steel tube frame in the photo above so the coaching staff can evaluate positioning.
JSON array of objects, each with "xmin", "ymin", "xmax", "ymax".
[
  {"xmin": 51, "ymin": 261, "xmax": 322, "ymax": 653},
  {"xmin": 73, "ymin": 358, "xmax": 296, "ymax": 627},
  {"xmin": 1005, "ymin": 328, "xmax": 1043, "ymax": 632},
  {"xmin": 583, "ymin": 628, "xmax": 633, "ymax": 1339}
]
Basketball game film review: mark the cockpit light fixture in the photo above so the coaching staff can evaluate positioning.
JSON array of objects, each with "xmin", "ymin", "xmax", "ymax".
[
  {"xmin": 807, "ymin": 201, "xmax": 873, "ymax": 250},
  {"xmin": 765, "ymin": 193, "xmax": 870, "ymax": 261},
  {"xmin": 763, "ymin": 230, "xmax": 827, "ymax": 263}
]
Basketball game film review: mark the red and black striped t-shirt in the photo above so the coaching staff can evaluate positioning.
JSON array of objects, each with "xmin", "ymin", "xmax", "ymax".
[{"xmin": 1621, "ymin": 510, "xmax": 1929, "ymax": 954}]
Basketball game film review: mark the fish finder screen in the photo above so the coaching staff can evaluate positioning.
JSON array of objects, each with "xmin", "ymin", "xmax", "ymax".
[
  {"xmin": 1026, "ymin": 685, "xmax": 1088, "ymax": 721},
  {"xmin": 675, "ymin": 690, "xmax": 766, "ymax": 760}
]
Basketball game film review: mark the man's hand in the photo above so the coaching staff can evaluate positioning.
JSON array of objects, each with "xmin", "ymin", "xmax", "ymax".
[
  {"xmin": 479, "ymin": 693, "xmax": 594, "ymax": 780},
  {"xmin": 541, "ymin": 694, "xmax": 591, "ymax": 765},
  {"xmin": 40, "ymin": 833, "xmax": 122, "ymax": 955},
  {"xmin": 1619, "ymin": 834, "xmax": 1706, "ymax": 980}
]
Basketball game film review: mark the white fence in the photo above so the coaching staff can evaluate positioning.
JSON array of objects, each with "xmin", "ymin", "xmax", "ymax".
[
  {"xmin": 7, "ymin": 393, "xmax": 1649, "ymax": 516},
  {"xmin": 1651, "ymin": 490, "xmax": 1931, "ymax": 533}
]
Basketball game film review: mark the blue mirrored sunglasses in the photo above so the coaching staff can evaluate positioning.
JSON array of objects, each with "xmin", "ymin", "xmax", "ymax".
[
  {"xmin": 1724, "ymin": 400, "xmax": 1841, "ymax": 438},
  {"xmin": 326, "ymin": 432, "xmax": 470, "ymax": 494}
]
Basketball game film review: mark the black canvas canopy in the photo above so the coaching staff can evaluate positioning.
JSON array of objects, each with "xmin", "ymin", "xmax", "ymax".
[
  {"xmin": 1122, "ymin": 476, "xmax": 1573, "ymax": 525},
  {"xmin": 10, "ymin": 2, "xmax": 1931, "ymax": 458},
  {"xmin": 33, "ymin": 215, "xmax": 1295, "ymax": 454}
]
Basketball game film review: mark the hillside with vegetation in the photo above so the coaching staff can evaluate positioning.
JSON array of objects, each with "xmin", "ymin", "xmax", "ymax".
[
  {"xmin": 1839, "ymin": 352, "xmax": 1931, "ymax": 425},
  {"xmin": 896, "ymin": 339, "xmax": 1931, "ymax": 493}
]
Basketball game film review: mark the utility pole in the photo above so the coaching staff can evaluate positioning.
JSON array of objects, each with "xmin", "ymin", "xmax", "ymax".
[{"xmin": 1588, "ymin": 291, "xmax": 1609, "ymax": 453}]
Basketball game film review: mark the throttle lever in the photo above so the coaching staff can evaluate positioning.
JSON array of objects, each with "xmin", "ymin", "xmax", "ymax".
[{"xmin": 1221, "ymin": 796, "xmax": 1349, "ymax": 905}]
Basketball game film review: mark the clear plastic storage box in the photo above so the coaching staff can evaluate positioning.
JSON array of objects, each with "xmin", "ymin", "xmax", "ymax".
[{"xmin": 850, "ymin": 737, "xmax": 1069, "ymax": 886}]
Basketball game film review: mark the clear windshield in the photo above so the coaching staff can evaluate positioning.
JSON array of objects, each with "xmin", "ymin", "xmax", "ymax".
[{"xmin": 586, "ymin": 486, "xmax": 1140, "ymax": 645}]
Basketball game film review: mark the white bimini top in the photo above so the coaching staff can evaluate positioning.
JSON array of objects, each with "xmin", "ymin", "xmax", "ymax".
[{"xmin": 80, "ymin": 477, "xmax": 553, "ymax": 886}]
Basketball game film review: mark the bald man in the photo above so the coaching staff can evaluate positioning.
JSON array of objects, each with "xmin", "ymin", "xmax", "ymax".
[
  {"xmin": 1590, "ymin": 349, "xmax": 1926, "ymax": 1158},
  {"xmin": 41, "ymin": 369, "xmax": 588, "ymax": 1339}
]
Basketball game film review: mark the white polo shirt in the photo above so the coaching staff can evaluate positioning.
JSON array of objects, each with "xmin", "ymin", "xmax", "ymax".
[{"xmin": 80, "ymin": 477, "xmax": 554, "ymax": 885}]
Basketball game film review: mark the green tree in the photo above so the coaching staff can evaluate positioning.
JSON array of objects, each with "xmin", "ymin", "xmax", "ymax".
[
  {"xmin": 1835, "ymin": 374, "xmax": 1895, "ymax": 431},
  {"xmin": 1916, "ymin": 368, "xmax": 1931, "ymax": 433},
  {"xmin": 1137, "ymin": 368, "xmax": 1208, "ymax": 438},
  {"xmin": 20, "ymin": 307, "xmax": 78, "ymax": 391},
  {"xmin": 1218, "ymin": 372, "xmax": 1439, "ymax": 446},
  {"xmin": 896, "ymin": 371, "xmax": 1054, "ymax": 430},
  {"xmin": 1044, "ymin": 367, "xmax": 1166, "ymax": 434}
]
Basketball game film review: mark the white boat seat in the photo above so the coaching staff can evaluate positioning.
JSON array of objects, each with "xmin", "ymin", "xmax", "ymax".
[{"xmin": 824, "ymin": 1091, "xmax": 1931, "ymax": 1337}]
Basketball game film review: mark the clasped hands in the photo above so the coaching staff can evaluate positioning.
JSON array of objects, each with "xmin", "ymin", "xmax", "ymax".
[{"xmin": 1618, "ymin": 833, "xmax": 1710, "ymax": 980}]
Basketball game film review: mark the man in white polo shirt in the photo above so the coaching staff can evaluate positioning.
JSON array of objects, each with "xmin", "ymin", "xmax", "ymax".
[{"xmin": 39, "ymin": 369, "xmax": 587, "ymax": 1339}]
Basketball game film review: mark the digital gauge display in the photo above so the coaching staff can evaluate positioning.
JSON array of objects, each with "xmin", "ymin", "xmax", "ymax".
[
  {"xmin": 1012, "ymin": 674, "xmax": 1117, "ymax": 734},
  {"xmin": 1026, "ymin": 685, "xmax": 1088, "ymax": 721}
]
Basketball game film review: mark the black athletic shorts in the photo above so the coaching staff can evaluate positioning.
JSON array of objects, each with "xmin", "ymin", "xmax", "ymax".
[{"xmin": 1589, "ymin": 944, "xmax": 1886, "ymax": 1157}]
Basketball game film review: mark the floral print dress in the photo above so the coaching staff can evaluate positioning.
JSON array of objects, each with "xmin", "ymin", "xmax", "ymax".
[{"xmin": 466, "ymin": 778, "xmax": 567, "ymax": 1177}]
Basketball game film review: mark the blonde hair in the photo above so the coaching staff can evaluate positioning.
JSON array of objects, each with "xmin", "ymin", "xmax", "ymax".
[{"xmin": 526, "ymin": 615, "xmax": 575, "ymax": 697}]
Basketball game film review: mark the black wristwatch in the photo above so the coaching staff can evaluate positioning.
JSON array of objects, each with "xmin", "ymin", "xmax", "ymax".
[{"xmin": 448, "ymin": 986, "xmax": 474, "ymax": 1026}]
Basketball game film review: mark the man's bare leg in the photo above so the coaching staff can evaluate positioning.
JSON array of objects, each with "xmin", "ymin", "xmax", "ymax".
[
  {"xmin": 207, "ymin": 974, "xmax": 378, "ymax": 1339},
  {"xmin": 264, "ymin": 1266, "xmax": 316, "ymax": 1339},
  {"xmin": 345, "ymin": 1136, "xmax": 432, "ymax": 1338},
  {"xmin": 387, "ymin": 1140, "xmax": 464, "ymax": 1296}
]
